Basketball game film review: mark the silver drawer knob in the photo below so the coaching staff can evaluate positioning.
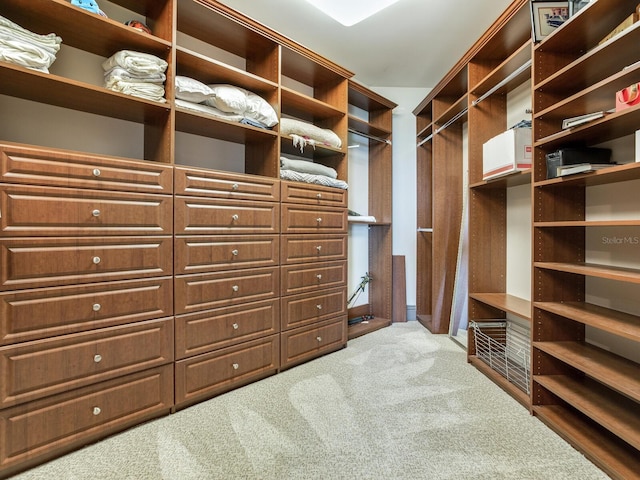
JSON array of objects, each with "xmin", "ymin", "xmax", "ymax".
[
  {"xmin": 232, "ymin": 285, "xmax": 239, "ymax": 292},
  {"xmin": 232, "ymin": 363, "xmax": 239, "ymax": 370},
  {"xmin": 94, "ymin": 354, "xmax": 102, "ymax": 363},
  {"xmin": 316, "ymin": 217, "xmax": 322, "ymax": 223},
  {"xmin": 232, "ymin": 214, "xmax": 239, "ymax": 221},
  {"xmin": 92, "ymin": 209, "xmax": 101, "ymax": 217},
  {"xmin": 92, "ymin": 168, "xmax": 101, "ymax": 177},
  {"xmin": 93, "ymin": 406, "xmax": 101, "ymax": 416},
  {"xmin": 316, "ymin": 193, "xmax": 322, "ymax": 199},
  {"xmin": 316, "ymin": 304, "xmax": 322, "ymax": 310},
  {"xmin": 231, "ymin": 249, "xmax": 239, "ymax": 256},
  {"xmin": 316, "ymin": 274, "xmax": 322, "ymax": 280},
  {"xmin": 316, "ymin": 336, "xmax": 322, "ymax": 342},
  {"xmin": 93, "ymin": 303, "xmax": 101, "ymax": 312},
  {"xmin": 92, "ymin": 256, "xmax": 101, "ymax": 265},
  {"xmin": 232, "ymin": 323, "xmax": 239, "ymax": 330},
  {"xmin": 316, "ymin": 245, "xmax": 322, "ymax": 252},
  {"xmin": 231, "ymin": 183, "xmax": 239, "ymax": 191}
]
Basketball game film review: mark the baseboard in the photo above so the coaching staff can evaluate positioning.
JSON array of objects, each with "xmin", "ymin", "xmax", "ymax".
[{"xmin": 406, "ymin": 305, "xmax": 416, "ymax": 321}]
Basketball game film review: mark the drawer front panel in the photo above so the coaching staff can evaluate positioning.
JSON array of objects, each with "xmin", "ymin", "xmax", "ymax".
[
  {"xmin": 0, "ymin": 365, "xmax": 173, "ymax": 474},
  {"xmin": 175, "ymin": 335, "xmax": 279, "ymax": 407},
  {"xmin": 176, "ymin": 299, "xmax": 280, "ymax": 360},
  {"xmin": 0, "ymin": 236, "xmax": 173, "ymax": 291},
  {"xmin": 281, "ymin": 235, "xmax": 347, "ymax": 264},
  {"xmin": 280, "ymin": 317, "xmax": 346, "ymax": 369},
  {"xmin": 174, "ymin": 167, "xmax": 279, "ymax": 202},
  {"xmin": 281, "ymin": 204, "xmax": 347, "ymax": 234},
  {"xmin": 175, "ymin": 235, "xmax": 279, "ymax": 274},
  {"xmin": 175, "ymin": 267, "xmax": 279, "ymax": 314},
  {"xmin": 0, "ymin": 277, "xmax": 173, "ymax": 345},
  {"xmin": 0, "ymin": 143, "xmax": 173, "ymax": 193},
  {"xmin": 281, "ymin": 287, "xmax": 347, "ymax": 330},
  {"xmin": 0, "ymin": 317, "xmax": 174, "ymax": 408},
  {"xmin": 0, "ymin": 185, "xmax": 173, "ymax": 236},
  {"xmin": 281, "ymin": 261, "xmax": 347, "ymax": 296},
  {"xmin": 175, "ymin": 197, "xmax": 279, "ymax": 235},
  {"xmin": 281, "ymin": 181, "xmax": 347, "ymax": 207}
]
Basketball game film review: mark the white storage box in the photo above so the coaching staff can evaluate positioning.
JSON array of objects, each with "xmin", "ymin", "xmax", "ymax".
[{"xmin": 482, "ymin": 127, "xmax": 532, "ymax": 180}]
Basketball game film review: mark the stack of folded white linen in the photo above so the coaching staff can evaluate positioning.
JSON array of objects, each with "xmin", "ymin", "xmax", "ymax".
[
  {"xmin": 279, "ymin": 156, "xmax": 348, "ymax": 190},
  {"xmin": 102, "ymin": 50, "xmax": 168, "ymax": 102},
  {"xmin": 0, "ymin": 14, "xmax": 62, "ymax": 73}
]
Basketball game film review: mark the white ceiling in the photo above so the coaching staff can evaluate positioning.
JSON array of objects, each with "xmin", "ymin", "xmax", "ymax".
[{"xmin": 217, "ymin": 0, "xmax": 517, "ymax": 89}]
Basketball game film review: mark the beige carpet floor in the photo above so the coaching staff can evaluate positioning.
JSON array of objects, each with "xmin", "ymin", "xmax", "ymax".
[{"xmin": 10, "ymin": 321, "xmax": 609, "ymax": 480}]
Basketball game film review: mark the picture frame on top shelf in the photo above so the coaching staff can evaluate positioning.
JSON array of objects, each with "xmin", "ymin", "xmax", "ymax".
[
  {"xmin": 530, "ymin": 1, "xmax": 569, "ymax": 42},
  {"xmin": 568, "ymin": 0, "xmax": 591, "ymax": 16}
]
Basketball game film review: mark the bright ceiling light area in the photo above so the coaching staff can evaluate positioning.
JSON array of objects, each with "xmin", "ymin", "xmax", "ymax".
[{"xmin": 303, "ymin": 0, "xmax": 402, "ymax": 26}]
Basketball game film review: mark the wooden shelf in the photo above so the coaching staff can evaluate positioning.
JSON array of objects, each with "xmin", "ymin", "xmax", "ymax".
[
  {"xmin": 534, "ymin": 374, "xmax": 640, "ymax": 450},
  {"xmin": 281, "ymin": 87, "xmax": 345, "ymax": 121},
  {"xmin": 534, "ymin": 341, "xmax": 640, "ymax": 401},
  {"xmin": 534, "ymin": 301, "xmax": 640, "ymax": 342},
  {"xmin": 470, "ymin": 40, "xmax": 531, "ymax": 97},
  {"xmin": 469, "ymin": 293, "xmax": 531, "ymax": 321},
  {"xmin": 347, "ymin": 116, "xmax": 391, "ymax": 139},
  {"xmin": 533, "ymin": 404, "xmax": 640, "ymax": 480},
  {"xmin": 533, "ymin": 162, "xmax": 640, "ymax": 187},
  {"xmin": 534, "ymin": 262, "xmax": 640, "ymax": 283},
  {"xmin": 347, "ymin": 317, "xmax": 392, "ymax": 340},
  {"xmin": 469, "ymin": 169, "xmax": 531, "ymax": 189}
]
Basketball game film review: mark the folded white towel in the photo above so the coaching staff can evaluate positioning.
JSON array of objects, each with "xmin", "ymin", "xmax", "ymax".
[
  {"xmin": 0, "ymin": 37, "xmax": 57, "ymax": 72},
  {"xmin": 104, "ymin": 66, "xmax": 166, "ymax": 84},
  {"xmin": 102, "ymin": 50, "xmax": 167, "ymax": 76},
  {"xmin": 0, "ymin": 15, "xmax": 61, "ymax": 54},
  {"xmin": 105, "ymin": 80, "xmax": 166, "ymax": 103}
]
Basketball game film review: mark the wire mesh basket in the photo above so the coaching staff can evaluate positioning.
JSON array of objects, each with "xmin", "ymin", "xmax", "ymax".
[{"xmin": 470, "ymin": 320, "xmax": 530, "ymax": 394}]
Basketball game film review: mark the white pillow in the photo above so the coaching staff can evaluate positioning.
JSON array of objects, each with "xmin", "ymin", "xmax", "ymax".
[
  {"xmin": 245, "ymin": 91, "xmax": 278, "ymax": 127},
  {"xmin": 280, "ymin": 118, "xmax": 342, "ymax": 148},
  {"xmin": 174, "ymin": 76, "xmax": 214, "ymax": 104},
  {"xmin": 206, "ymin": 84, "xmax": 247, "ymax": 114}
]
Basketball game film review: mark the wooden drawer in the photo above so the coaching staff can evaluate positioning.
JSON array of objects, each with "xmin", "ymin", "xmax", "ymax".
[
  {"xmin": 0, "ymin": 317, "xmax": 173, "ymax": 408},
  {"xmin": 175, "ymin": 235, "xmax": 279, "ymax": 274},
  {"xmin": 174, "ymin": 166, "xmax": 279, "ymax": 202},
  {"xmin": 281, "ymin": 287, "xmax": 347, "ymax": 331},
  {"xmin": 175, "ymin": 335, "xmax": 279, "ymax": 408},
  {"xmin": 0, "ymin": 142, "xmax": 173, "ymax": 194},
  {"xmin": 0, "ymin": 236, "xmax": 172, "ymax": 291},
  {"xmin": 175, "ymin": 196, "xmax": 279, "ymax": 235},
  {"xmin": 281, "ymin": 180, "xmax": 347, "ymax": 207},
  {"xmin": 0, "ymin": 184, "xmax": 173, "ymax": 237},
  {"xmin": 0, "ymin": 365, "xmax": 173, "ymax": 476},
  {"xmin": 280, "ymin": 317, "xmax": 346, "ymax": 370},
  {"xmin": 280, "ymin": 234, "xmax": 347, "ymax": 264},
  {"xmin": 175, "ymin": 266, "xmax": 279, "ymax": 314},
  {"xmin": 0, "ymin": 277, "xmax": 173, "ymax": 345},
  {"xmin": 281, "ymin": 204, "xmax": 347, "ymax": 234},
  {"xmin": 175, "ymin": 299, "xmax": 280, "ymax": 360},
  {"xmin": 281, "ymin": 261, "xmax": 347, "ymax": 296}
]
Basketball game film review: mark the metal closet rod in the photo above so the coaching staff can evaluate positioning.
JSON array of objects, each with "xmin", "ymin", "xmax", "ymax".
[
  {"xmin": 416, "ymin": 59, "xmax": 532, "ymax": 148},
  {"xmin": 417, "ymin": 107, "xmax": 468, "ymax": 147},
  {"xmin": 348, "ymin": 128, "xmax": 392, "ymax": 145},
  {"xmin": 471, "ymin": 59, "xmax": 532, "ymax": 107}
]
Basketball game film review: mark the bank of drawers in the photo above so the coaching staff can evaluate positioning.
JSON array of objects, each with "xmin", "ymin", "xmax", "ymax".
[
  {"xmin": 0, "ymin": 143, "xmax": 175, "ymax": 475},
  {"xmin": 173, "ymin": 167, "xmax": 281, "ymax": 408},
  {"xmin": 280, "ymin": 181, "xmax": 348, "ymax": 369}
]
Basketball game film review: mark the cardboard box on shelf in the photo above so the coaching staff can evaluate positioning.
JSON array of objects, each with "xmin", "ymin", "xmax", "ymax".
[{"xmin": 482, "ymin": 127, "xmax": 532, "ymax": 180}]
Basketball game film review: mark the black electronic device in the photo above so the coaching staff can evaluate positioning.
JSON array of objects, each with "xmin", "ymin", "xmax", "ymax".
[{"xmin": 545, "ymin": 147, "xmax": 612, "ymax": 179}]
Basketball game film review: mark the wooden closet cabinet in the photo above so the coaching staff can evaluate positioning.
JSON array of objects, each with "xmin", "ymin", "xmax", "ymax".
[
  {"xmin": 0, "ymin": 0, "xmax": 396, "ymax": 475},
  {"xmin": 531, "ymin": 1, "xmax": 640, "ymax": 477},
  {"xmin": 279, "ymin": 182, "xmax": 348, "ymax": 369},
  {"xmin": 173, "ymin": 167, "xmax": 281, "ymax": 409},
  {"xmin": 0, "ymin": 143, "xmax": 175, "ymax": 477}
]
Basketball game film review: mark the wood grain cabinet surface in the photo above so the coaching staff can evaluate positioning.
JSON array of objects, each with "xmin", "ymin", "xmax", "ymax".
[
  {"xmin": 280, "ymin": 286, "xmax": 347, "ymax": 330},
  {"xmin": 174, "ymin": 335, "xmax": 279, "ymax": 408},
  {"xmin": 281, "ymin": 181, "xmax": 347, "ymax": 207},
  {"xmin": 280, "ymin": 317, "xmax": 347, "ymax": 369},
  {"xmin": 281, "ymin": 204, "xmax": 347, "ymax": 234},
  {"xmin": 280, "ymin": 234, "xmax": 347, "ymax": 265}
]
